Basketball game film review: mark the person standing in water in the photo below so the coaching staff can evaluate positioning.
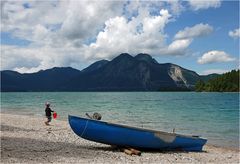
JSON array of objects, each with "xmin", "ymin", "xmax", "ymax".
[{"xmin": 45, "ymin": 102, "xmax": 54, "ymax": 126}]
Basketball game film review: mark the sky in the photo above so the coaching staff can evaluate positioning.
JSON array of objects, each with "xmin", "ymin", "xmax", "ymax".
[{"xmin": 1, "ymin": 0, "xmax": 239, "ymax": 75}]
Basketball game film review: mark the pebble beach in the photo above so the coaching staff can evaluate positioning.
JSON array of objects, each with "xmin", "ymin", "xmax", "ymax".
[{"xmin": 1, "ymin": 113, "xmax": 239, "ymax": 163}]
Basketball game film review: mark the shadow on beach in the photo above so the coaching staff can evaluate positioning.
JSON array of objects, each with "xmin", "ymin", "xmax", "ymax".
[
  {"xmin": 1, "ymin": 125, "xmax": 37, "ymax": 132},
  {"xmin": 1, "ymin": 136, "xmax": 119, "ymax": 163},
  {"xmin": 1, "ymin": 124, "xmax": 207, "ymax": 163}
]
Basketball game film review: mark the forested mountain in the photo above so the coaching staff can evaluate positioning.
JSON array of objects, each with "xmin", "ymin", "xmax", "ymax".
[
  {"xmin": 195, "ymin": 70, "xmax": 239, "ymax": 92},
  {"xmin": 1, "ymin": 53, "xmax": 222, "ymax": 92}
]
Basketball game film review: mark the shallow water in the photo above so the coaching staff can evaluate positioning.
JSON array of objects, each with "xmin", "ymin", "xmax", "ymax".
[{"xmin": 1, "ymin": 92, "xmax": 239, "ymax": 148}]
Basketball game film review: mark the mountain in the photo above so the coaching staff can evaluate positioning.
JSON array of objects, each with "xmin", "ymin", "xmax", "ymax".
[
  {"xmin": 200, "ymin": 73, "xmax": 220, "ymax": 82},
  {"xmin": 81, "ymin": 60, "xmax": 109, "ymax": 73},
  {"xmin": 135, "ymin": 53, "xmax": 158, "ymax": 64},
  {"xmin": 1, "ymin": 53, "xmax": 203, "ymax": 91},
  {"xmin": 1, "ymin": 67, "xmax": 81, "ymax": 91},
  {"xmin": 195, "ymin": 70, "xmax": 239, "ymax": 92},
  {"xmin": 66, "ymin": 53, "xmax": 201, "ymax": 91},
  {"xmin": 1, "ymin": 70, "xmax": 25, "ymax": 92}
]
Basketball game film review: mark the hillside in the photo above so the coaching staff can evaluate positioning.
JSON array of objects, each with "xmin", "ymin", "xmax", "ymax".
[
  {"xmin": 195, "ymin": 70, "xmax": 239, "ymax": 92},
  {"xmin": 1, "ymin": 67, "xmax": 81, "ymax": 91},
  {"xmin": 1, "ymin": 53, "xmax": 206, "ymax": 92}
]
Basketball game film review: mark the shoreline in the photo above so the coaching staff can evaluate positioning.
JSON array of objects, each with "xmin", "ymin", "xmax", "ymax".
[
  {"xmin": 1, "ymin": 91, "xmax": 239, "ymax": 92},
  {"xmin": 1, "ymin": 111, "xmax": 239, "ymax": 150},
  {"xmin": 1, "ymin": 113, "xmax": 239, "ymax": 163}
]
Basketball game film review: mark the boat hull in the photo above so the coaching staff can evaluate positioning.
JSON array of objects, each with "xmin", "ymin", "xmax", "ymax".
[{"xmin": 68, "ymin": 115, "xmax": 207, "ymax": 151}]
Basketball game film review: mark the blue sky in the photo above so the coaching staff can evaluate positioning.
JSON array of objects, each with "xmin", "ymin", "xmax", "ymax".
[
  {"xmin": 1, "ymin": 0, "xmax": 239, "ymax": 74},
  {"xmin": 156, "ymin": 1, "xmax": 239, "ymax": 73}
]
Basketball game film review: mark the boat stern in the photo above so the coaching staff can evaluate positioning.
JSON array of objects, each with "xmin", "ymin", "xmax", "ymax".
[{"xmin": 177, "ymin": 137, "xmax": 207, "ymax": 152}]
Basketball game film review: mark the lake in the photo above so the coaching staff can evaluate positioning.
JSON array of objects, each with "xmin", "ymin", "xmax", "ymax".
[{"xmin": 1, "ymin": 92, "xmax": 239, "ymax": 148}]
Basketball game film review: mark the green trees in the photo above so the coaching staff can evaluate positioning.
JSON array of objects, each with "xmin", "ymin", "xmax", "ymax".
[
  {"xmin": 195, "ymin": 80, "xmax": 205, "ymax": 92},
  {"xmin": 195, "ymin": 70, "xmax": 239, "ymax": 92}
]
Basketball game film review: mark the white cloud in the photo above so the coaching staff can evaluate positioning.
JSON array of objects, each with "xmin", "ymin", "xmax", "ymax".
[
  {"xmin": 201, "ymin": 69, "xmax": 229, "ymax": 75},
  {"xmin": 167, "ymin": 1, "xmax": 185, "ymax": 16},
  {"xmin": 83, "ymin": 9, "xmax": 172, "ymax": 60},
  {"xmin": 1, "ymin": 1, "xmax": 68, "ymax": 35},
  {"xmin": 229, "ymin": 28, "xmax": 240, "ymax": 39},
  {"xmin": 60, "ymin": 1, "xmax": 123, "ymax": 41},
  {"xmin": 198, "ymin": 51, "xmax": 236, "ymax": 64},
  {"xmin": 167, "ymin": 23, "xmax": 213, "ymax": 56},
  {"xmin": 161, "ymin": 39, "xmax": 192, "ymax": 55},
  {"xmin": 2, "ymin": 1, "xmax": 123, "ymax": 43},
  {"xmin": 174, "ymin": 23, "xmax": 213, "ymax": 40},
  {"xmin": 1, "ymin": 1, "xmax": 211, "ymax": 73},
  {"xmin": 1, "ymin": 45, "xmax": 41, "ymax": 72},
  {"xmin": 1, "ymin": 45, "xmax": 88, "ymax": 73},
  {"xmin": 1, "ymin": 1, "xmax": 125, "ymax": 72},
  {"xmin": 188, "ymin": 0, "xmax": 221, "ymax": 10}
]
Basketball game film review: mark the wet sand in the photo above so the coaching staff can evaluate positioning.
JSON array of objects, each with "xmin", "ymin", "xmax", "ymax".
[{"xmin": 1, "ymin": 113, "xmax": 239, "ymax": 163}]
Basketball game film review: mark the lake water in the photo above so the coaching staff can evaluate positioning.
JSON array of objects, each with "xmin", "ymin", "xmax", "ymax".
[{"xmin": 1, "ymin": 92, "xmax": 239, "ymax": 148}]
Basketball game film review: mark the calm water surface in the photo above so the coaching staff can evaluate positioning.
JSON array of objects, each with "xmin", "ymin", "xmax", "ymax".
[{"xmin": 1, "ymin": 92, "xmax": 239, "ymax": 148}]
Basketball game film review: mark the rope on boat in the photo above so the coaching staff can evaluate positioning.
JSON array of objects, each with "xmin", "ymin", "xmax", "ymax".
[{"xmin": 80, "ymin": 120, "xmax": 89, "ymax": 137}]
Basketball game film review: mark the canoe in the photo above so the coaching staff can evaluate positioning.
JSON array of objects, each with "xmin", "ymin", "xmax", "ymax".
[{"xmin": 68, "ymin": 115, "xmax": 207, "ymax": 151}]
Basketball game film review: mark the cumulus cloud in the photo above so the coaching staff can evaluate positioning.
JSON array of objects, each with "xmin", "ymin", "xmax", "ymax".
[
  {"xmin": 1, "ymin": 1, "xmax": 125, "ymax": 72},
  {"xmin": 174, "ymin": 23, "xmax": 213, "ymax": 40},
  {"xmin": 2, "ymin": 1, "xmax": 123, "ymax": 44},
  {"xmin": 60, "ymin": 1, "xmax": 123, "ymax": 41},
  {"xmin": 198, "ymin": 51, "xmax": 236, "ymax": 64},
  {"xmin": 1, "ymin": 1, "xmax": 67, "ymax": 37},
  {"xmin": 1, "ymin": 1, "xmax": 212, "ymax": 73},
  {"xmin": 1, "ymin": 45, "xmax": 41, "ymax": 72},
  {"xmin": 188, "ymin": 0, "xmax": 221, "ymax": 10},
  {"xmin": 229, "ymin": 28, "xmax": 240, "ymax": 39},
  {"xmin": 160, "ymin": 39, "xmax": 192, "ymax": 55},
  {"xmin": 167, "ymin": 0, "xmax": 185, "ymax": 16},
  {"xmin": 168, "ymin": 23, "xmax": 212, "ymax": 56},
  {"xmin": 2, "ymin": 1, "xmax": 178, "ymax": 71},
  {"xmin": 1, "ymin": 45, "xmax": 89, "ymax": 73},
  {"xmin": 83, "ymin": 9, "xmax": 172, "ymax": 60}
]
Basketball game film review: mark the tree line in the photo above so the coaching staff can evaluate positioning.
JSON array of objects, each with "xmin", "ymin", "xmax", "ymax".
[{"xmin": 195, "ymin": 70, "xmax": 239, "ymax": 92}]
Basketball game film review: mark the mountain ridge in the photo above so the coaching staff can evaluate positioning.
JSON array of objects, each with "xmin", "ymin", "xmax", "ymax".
[{"xmin": 1, "ymin": 53, "xmax": 219, "ymax": 92}]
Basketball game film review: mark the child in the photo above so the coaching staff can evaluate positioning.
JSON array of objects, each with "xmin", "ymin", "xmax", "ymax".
[{"xmin": 45, "ymin": 102, "xmax": 54, "ymax": 126}]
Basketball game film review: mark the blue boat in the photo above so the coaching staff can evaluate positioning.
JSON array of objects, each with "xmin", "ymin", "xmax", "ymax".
[{"xmin": 68, "ymin": 115, "xmax": 207, "ymax": 151}]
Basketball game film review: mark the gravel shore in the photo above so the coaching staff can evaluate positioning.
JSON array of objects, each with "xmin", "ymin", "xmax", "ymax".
[{"xmin": 1, "ymin": 113, "xmax": 239, "ymax": 163}]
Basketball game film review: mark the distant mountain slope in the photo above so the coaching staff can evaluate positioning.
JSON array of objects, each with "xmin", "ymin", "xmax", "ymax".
[
  {"xmin": 196, "ymin": 70, "xmax": 239, "ymax": 92},
  {"xmin": 1, "ymin": 67, "xmax": 81, "ymax": 91},
  {"xmin": 200, "ymin": 74, "xmax": 220, "ymax": 82},
  {"xmin": 81, "ymin": 60, "xmax": 109, "ymax": 73},
  {"xmin": 135, "ymin": 53, "xmax": 158, "ymax": 64},
  {"xmin": 2, "ymin": 53, "xmax": 204, "ymax": 91},
  {"xmin": 64, "ymin": 53, "xmax": 201, "ymax": 91},
  {"xmin": 1, "ymin": 70, "xmax": 25, "ymax": 91}
]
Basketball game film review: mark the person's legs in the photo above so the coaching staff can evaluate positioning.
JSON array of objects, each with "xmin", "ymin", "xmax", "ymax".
[{"xmin": 45, "ymin": 117, "xmax": 51, "ymax": 125}]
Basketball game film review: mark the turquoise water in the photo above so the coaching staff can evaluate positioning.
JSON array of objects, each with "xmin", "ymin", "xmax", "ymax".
[{"xmin": 1, "ymin": 92, "xmax": 239, "ymax": 148}]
